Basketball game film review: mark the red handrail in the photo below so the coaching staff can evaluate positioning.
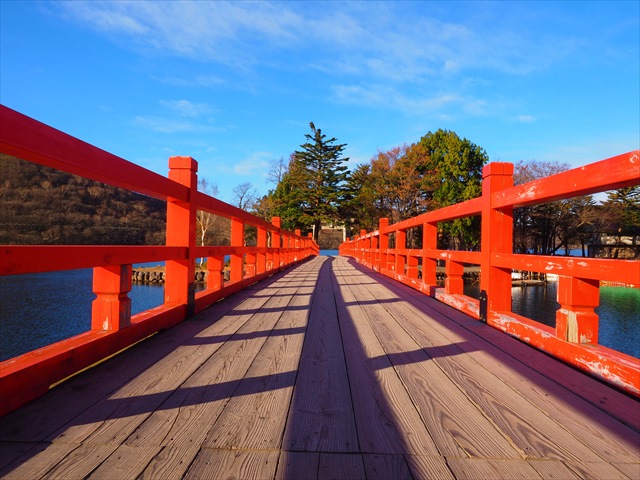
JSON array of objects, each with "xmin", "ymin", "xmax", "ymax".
[
  {"xmin": 0, "ymin": 105, "xmax": 318, "ymax": 416},
  {"xmin": 340, "ymin": 151, "xmax": 640, "ymax": 396}
]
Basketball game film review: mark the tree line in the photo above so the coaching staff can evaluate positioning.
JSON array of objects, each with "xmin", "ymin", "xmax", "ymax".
[
  {"xmin": 253, "ymin": 123, "xmax": 638, "ymax": 256},
  {"xmin": 2, "ymin": 127, "xmax": 637, "ymax": 258},
  {"xmin": 0, "ymin": 154, "xmax": 166, "ymax": 245}
]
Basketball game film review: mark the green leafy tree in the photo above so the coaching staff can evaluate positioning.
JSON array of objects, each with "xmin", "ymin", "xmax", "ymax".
[
  {"xmin": 419, "ymin": 130, "xmax": 488, "ymax": 249},
  {"xmin": 605, "ymin": 187, "xmax": 640, "ymax": 238}
]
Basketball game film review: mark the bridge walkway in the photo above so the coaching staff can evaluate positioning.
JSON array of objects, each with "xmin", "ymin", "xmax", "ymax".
[{"xmin": 0, "ymin": 256, "xmax": 638, "ymax": 479}]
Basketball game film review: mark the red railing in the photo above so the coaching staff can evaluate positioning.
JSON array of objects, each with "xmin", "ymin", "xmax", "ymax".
[
  {"xmin": 340, "ymin": 152, "xmax": 640, "ymax": 396},
  {"xmin": 0, "ymin": 105, "xmax": 318, "ymax": 416}
]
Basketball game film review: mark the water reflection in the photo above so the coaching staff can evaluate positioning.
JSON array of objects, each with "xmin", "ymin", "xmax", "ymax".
[
  {"xmin": 1, "ymin": 270, "xmax": 638, "ymax": 361},
  {"xmin": 465, "ymin": 281, "xmax": 639, "ymax": 358},
  {"xmin": 0, "ymin": 269, "xmax": 200, "ymax": 361}
]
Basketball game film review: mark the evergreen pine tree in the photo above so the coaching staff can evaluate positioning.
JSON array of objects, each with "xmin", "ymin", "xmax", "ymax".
[{"xmin": 288, "ymin": 122, "xmax": 350, "ymax": 241}]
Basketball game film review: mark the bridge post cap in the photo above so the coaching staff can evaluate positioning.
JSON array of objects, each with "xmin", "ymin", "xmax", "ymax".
[
  {"xmin": 168, "ymin": 156, "xmax": 198, "ymax": 171},
  {"xmin": 482, "ymin": 162, "xmax": 514, "ymax": 178}
]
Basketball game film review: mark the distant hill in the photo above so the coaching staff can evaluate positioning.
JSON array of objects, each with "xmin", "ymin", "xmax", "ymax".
[{"xmin": 0, "ymin": 154, "xmax": 166, "ymax": 245}]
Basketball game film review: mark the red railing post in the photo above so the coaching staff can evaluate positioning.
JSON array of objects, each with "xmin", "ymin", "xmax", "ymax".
[
  {"xmin": 422, "ymin": 222, "xmax": 437, "ymax": 288},
  {"xmin": 272, "ymin": 217, "xmax": 281, "ymax": 269},
  {"xmin": 445, "ymin": 261, "xmax": 464, "ymax": 295},
  {"xmin": 295, "ymin": 229, "xmax": 301, "ymax": 262},
  {"xmin": 480, "ymin": 162, "xmax": 514, "ymax": 321},
  {"xmin": 92, "ymin": 265, "xmax": 132, "ymax": 331},
  {"xmin": 230, "ymin": 218, "xmax": 244, "ymax": 282},
  {"xmin": 379, "ymin": 218, "xmax": 389, "ymax": 272},
  {"xmin": 207, "ymin": 255, "xmax": 224, "ymax": 291},
  {"xmin": 257, "ymin": 226, "xmax": 267, "ymax": 275},
  {"xmin": 371, "ymin": 233, "xmax": 379, "ymax": 271},
  {"xmin": 166, "ymin": 156, "xmax": 198, "ymax": 315},
  {"xmin": 556, "ymin": 276, "xmax": 600, "ymax": 344},
  {"xmin": 396, "ymin": 229, "xmax": 406, "ymax": 275},
  {"xmin": 359, "ymin": 229, "xmax": 367, "ymax": 264}
]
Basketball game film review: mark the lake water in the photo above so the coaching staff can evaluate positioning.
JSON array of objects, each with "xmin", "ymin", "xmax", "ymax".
[{"xmin": 1, "ymin": 255, "xmax": 638, "ymax": 361}]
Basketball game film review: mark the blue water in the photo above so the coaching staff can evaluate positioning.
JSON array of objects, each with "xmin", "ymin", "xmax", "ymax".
[
  {"xmin": 1, "ymin": 266, "xmax": 638, "ymax": 361},
  {"xmin": 465, "ymin": 282, "xmax": 639, "ymax": 358},
  {"xmin": 0, "ymin": 269, "xmax": 168, "ymax": 361}
]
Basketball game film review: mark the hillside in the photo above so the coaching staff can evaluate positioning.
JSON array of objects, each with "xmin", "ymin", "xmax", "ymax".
[{"xmin": 0, "ymin": 154, "xmax": 166, "ymax": 245}]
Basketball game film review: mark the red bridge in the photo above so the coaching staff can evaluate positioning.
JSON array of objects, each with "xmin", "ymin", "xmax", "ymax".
[{"xmin": 1, "ymin": 106, "xmax": 638, "ymax": 479}]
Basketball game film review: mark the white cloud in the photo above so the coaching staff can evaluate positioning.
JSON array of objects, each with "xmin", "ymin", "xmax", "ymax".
[
  {"xmin": 134, "ymin": 116, "xmax": 218, "ymax": 133},
  {"xmin": 516, "ymin": 115, "xmax": 537, "ymax": 123},
  {"xmin": 332, "ymin": 83, "xmax": 477, "ymax": 116},
  {"xmin": 159, "ymin": 100, "xmax": 214, "ymax": 118},
  {"xmin": 56, "ymin": 1, "xmax": 580, "ymax": 83},
  {"xmin": 232, "ymin": 152, "xmax": 271, "ymax": 176},
  {"xmin": 155, "ymin": 74, "xmax": 225, "ymax": 88}
]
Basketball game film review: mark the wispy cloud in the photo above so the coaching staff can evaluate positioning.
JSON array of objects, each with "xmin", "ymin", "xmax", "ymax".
[
  {"xmin": 155, "ymin": 74, "xmax": 225, "ymax": 88},
  {"xmin": 159, "ymin": 100, "xmax": 214, "ymax": 118},
  {"xmin": 233, "ymin": 152, "xmax": 272, "ymax": 176},
  {"xmin": 516, "ymin": 115, "xmax": 537, "ymax": 123},
  {"xmin": 56, "ymin": 1, "xmax": 581, "ymax": 82},
  {"xmin": 332, "ymin": 83, "xmax": 482, "ymax": 117}
]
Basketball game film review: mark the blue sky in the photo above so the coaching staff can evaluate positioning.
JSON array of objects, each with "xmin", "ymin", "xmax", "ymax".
[{"xmin": 1, "ymin": 1, "xmax": 638, "ymax": 204}]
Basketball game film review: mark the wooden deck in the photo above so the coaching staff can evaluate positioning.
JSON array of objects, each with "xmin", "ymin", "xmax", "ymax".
[{"xmin": 1, "ymin": 256, "xmax": 638, "ymax": 480}]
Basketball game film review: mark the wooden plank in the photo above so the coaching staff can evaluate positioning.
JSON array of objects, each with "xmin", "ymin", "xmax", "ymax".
[
  {"xmin": 334, "ymin": 258, "xmax": 521, "ymax": 459},
  {"xmin": 0, "ymin": 266, "xmax": 292, "ymax": 444},
  {"xmin": 526, "ymin": 459, "xmax": 582, "ymax": 479},
  {"xmin": 373, "ymin": 264, "xmax": 640, "ymax": 429},
  {"xmin": 362, "ymin": 454, "xmax": 412, "ymax": 480},
  {"xmin": 369, "ymin": 267, "xmax": 640, "ymax": 464},
  {"xmin": 565, "ymin": 461, "xmax": 633, "ymax": 480},
  {"xmin": 446, "ymin": 457, "xmax": 543, "ymax": 479},
  {"xmin": 282, "ymin": 258, "xmax": 360, "ymax": 453},
  {"xmin": 138, "ymin": 445, "xmax": 200, "ymax": 480},
  {"xmin": 201, "ymin": 262, "xmax": 317, "ymax": 450},
  {"xmin": 318, "ymin": 453, "xmax": 366, "ymax": 480},
  {"xmin": 332, "ymin": 261, "xmax": 441, "ymax": 456},
  {"xmin": 62, "ymin": 263, "xmax": 317, "ymax": 448},
  {"xmin": 86, "ymin": 444, "xmax": 161, "ymax": 480},
  {"xmin": 0, "ymin": 441, "xmax": 40, "ymax": 472},
  {"xmin": 184, "ymin": 448, "xmax": 279, "ymax": 480},
  {"xmin": 371, "ymin": 285, "xmax": 606, "ymax": 463},
  {"xmin": 612, "ymin": 462, "xmax": 640, "ymax": 479},
  {"xmin": 405, "ymin": 455, "xmax": 456, "ymax": 479},
  {"xmin": 0, "ymin": 442, "xmax": 79, "ymax": 480},
  {"xmin": 275, "ymin": 451, "xmax": 320, "ymax": 480},
  {"xmin": 33, "ymin": 444, "xmax": 118, "ymax": 480},
  {"xmin": 126, "ymin": 261, "xmax": 319, "ymax": 450}
]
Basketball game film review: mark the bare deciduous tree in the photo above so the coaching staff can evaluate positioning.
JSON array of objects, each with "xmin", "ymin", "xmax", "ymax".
[{"xmin": 232, "ymin": 182, "xmax": 258, "ymax": 211}]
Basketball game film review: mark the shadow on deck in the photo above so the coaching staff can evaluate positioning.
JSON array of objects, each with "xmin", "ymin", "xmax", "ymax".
[{"xmin": 0, "ymin": 256, "xmax": 638, "ymax": 479}]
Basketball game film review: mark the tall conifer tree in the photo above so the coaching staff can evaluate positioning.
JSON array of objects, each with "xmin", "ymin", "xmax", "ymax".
[{"xmin": 283, "ymin": 122, "xmax": 349, "ymax": 241}]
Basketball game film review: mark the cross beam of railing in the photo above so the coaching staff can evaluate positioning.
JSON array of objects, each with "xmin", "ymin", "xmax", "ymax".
[
  {"xmin": 0, "ymin": 105, "xmax": 318, "ymax": 416},
  {"xmin": 340, "ymin": 151, "xmax": 640, "ymax": 396}
]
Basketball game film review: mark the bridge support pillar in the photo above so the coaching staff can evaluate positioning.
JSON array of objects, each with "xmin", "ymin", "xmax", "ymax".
[{"xmin": 556, "ymin": 276, "xmax": 599, "ymax": 344}]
